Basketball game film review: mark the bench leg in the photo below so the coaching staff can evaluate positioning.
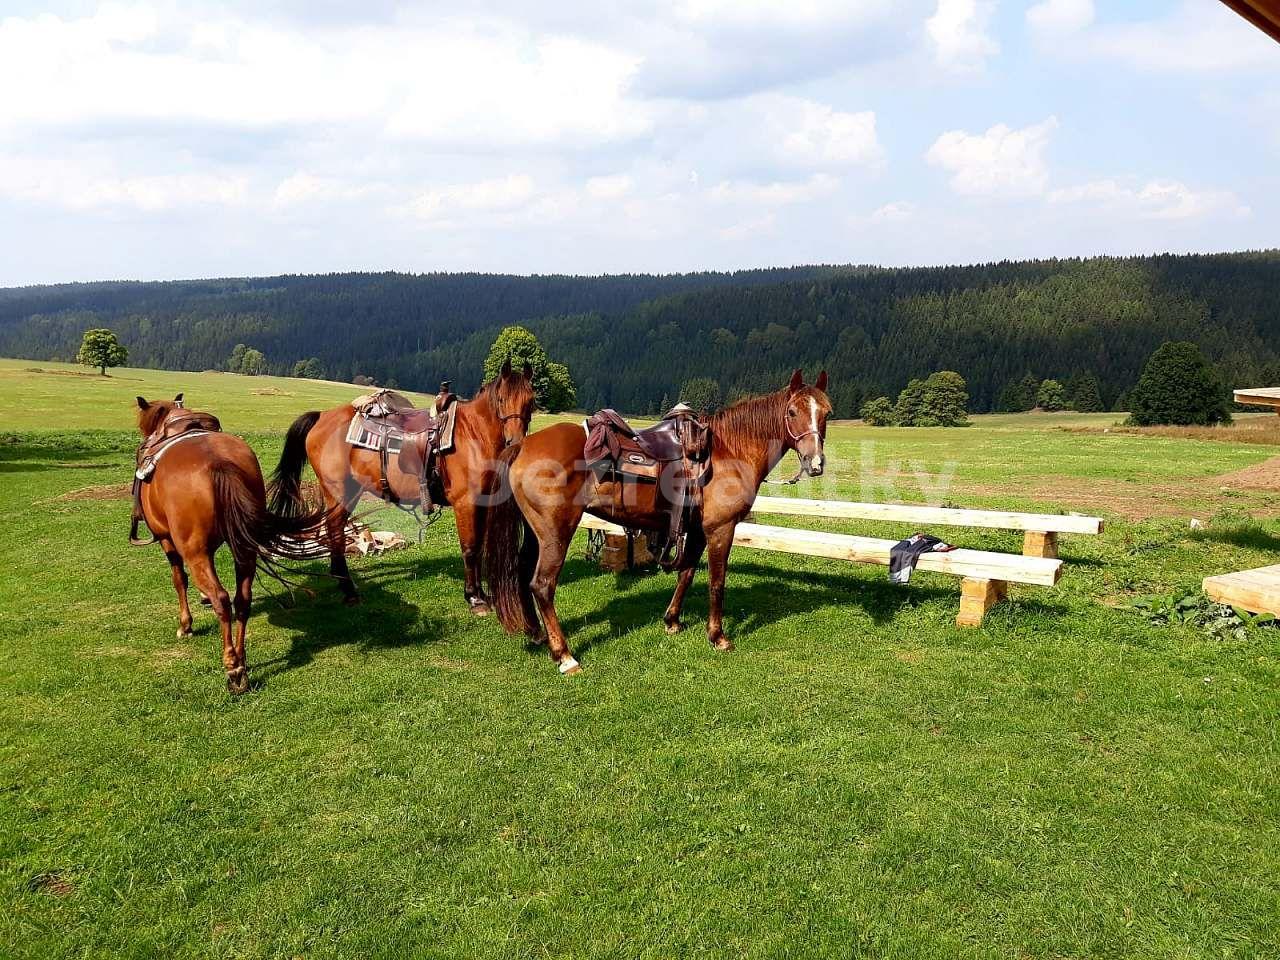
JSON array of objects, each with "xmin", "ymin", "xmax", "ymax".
[
  {"xmin": 957, "ymin": 578, "xmax": 1007, "ymax": 628},
  {"xmin": 1022, "ymin": 530, "xmax": 1058, "ymax": 559}
]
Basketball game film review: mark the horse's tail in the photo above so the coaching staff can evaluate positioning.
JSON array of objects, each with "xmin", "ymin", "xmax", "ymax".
[
  {"xmin": 268, "ymin": 410, "xmax": 321, "ymax": 517},
  {"xmin": 482, "ymin": 442, "xmax": 539, "ymax": 637},
  {"xmin": 212, "ymin": 462, "xmax": 336, "ymax": 571}
]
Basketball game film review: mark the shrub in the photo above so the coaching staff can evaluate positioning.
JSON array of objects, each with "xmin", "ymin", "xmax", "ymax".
[{"xmin": 860, "ymin": 396, "xmax": 896, "ymax": 426}]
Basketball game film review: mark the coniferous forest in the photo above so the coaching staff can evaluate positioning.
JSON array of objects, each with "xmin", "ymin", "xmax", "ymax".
[{"xmin": 2, "ymin": 252, "xmax": 1279, "ymax": 416}]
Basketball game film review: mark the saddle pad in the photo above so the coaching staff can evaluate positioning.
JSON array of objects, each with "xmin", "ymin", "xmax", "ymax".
[{"xmin": 346, "ymin": 413, "xmax": 405, "ymax": 453}]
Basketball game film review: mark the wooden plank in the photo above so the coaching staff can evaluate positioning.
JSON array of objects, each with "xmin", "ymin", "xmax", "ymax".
[
  {"xmin": 1204, "ymin": 564, "xmax": 1280, "ymax": 616},
  {"xmin": 579, "ymin": 514, "xmax": 1062, "ymax": 587},
  {"xmin": 749, "ymin": 496, "xmax": 1103, "ymax": 535},
  {"xmin": 1233, "ymin": 387, "xmax": 1280, "ymax": 410}
]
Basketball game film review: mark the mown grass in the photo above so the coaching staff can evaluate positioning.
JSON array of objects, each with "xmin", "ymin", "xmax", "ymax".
[{"xmin": 2, "ymin": 361, "xmax": 1280, "ymax": 959}]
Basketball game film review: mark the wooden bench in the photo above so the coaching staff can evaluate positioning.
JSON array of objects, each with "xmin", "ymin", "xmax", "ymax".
[
  {"xmin": 580, "ymin": 514, "xmax": 1062, "ymax": 627},
  {"xmin": 1203, "ymin": 564, "xmax": 1280, "ymax": 616},
  {"xmin": 746, "ymin": 496, "xmax": 1103, "ymax": 559}
]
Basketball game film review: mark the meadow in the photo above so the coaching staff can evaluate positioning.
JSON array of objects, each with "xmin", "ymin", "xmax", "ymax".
[{"xmin": 2, "ymin": 359, "xmax": 1279, "ymax": 959}]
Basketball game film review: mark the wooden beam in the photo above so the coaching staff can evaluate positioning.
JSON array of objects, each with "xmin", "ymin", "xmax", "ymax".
[
  {"xmin": 1022, "ymin": 531, "xmax": 1058, "ymax": 559},
  {"xmin": 1218, "ymin": 0, "xmax": 1280, "ymax": 45},
  {"xmin": 1233, "ymin": 387, "xmax": 1280, "ymax": 410},
  {"xmin": 749, "ymin": 496, "xmax": 1103, "ymax": 536},
  {"xmin": 1204, "ymin": 564, "xmax": 1280, "ymax": 616},
  {"xmin": 957, "ymin": 578, "xmax": 1007, "ymax": 628},
  {"xmin": 578, "ymin": 514, "xmax": 1062, "ymax": 587}
]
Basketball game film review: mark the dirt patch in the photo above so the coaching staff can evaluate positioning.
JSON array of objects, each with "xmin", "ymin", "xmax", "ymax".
[
  {"xmin": 251, "ymin": 387, "xmax": 294, "ymax": 396},
  {"xmin": 28, "ymin": 871, "xmax": 75, "ymax": 897},
  {"xmin": 1065, "ymin": 419, "xmax": 1280, "ymax": 446},
  {"xmin": 52, "ymin": 483, "xmax": 131, "ymax": 502},
  {"xmin": 1214, "ymin": 456, "xmax": 1280, "ymax": 492}
]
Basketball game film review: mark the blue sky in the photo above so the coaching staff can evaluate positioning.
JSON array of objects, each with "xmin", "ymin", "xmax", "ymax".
[{"xmin": 0, "ymin": 0, "xmax": 1276, "ymax": 285}]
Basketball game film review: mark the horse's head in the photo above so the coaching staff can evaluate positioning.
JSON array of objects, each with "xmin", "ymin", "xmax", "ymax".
[
  {"xmin": 135, "ymin": 394, "xmax": 183, "ymax": 436},
  {"xmin": 784, "ymin": 369, "xmax": 831, "ymax": 477},
  {"xmin": 493, "ymin": 358, "xmax": 537, "ymax": 446}
]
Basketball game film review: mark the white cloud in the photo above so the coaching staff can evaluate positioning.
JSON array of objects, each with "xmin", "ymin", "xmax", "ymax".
[
  {"xmin": 0, "ymin": 151, "xmax": 248, "ymax": 211},
  {"xmin": 585, "ymin": 174, "xmax": 634, "ymax": 201},
  {"xmin": 926, "ymin": 117, "xmax": 1058, "ymax": 197},
  {"xmin": 925, "ymin": 0, "xmax": 998, "ymax": 73},
  {"xmin": 1025, "ymin": 0, "xmax": 1094, "ymax": 37},
  {"xmin": 771, "ymin": 99, "xmax": 882, "ymax": 168},
  {"xmin": 869, "ymin": 201, "xmax": 916, "ymax": 222},
  {"xmin": 1049, "ymin": 178, "xmax": 1250, "ymax": 220},
  {"xmin": 1029, "ymin": 1, "xmax": 1275, "ymax": 72},
  {"xmin": 708, "ymin": 173, "xmax": 840, "ymax": 206},
  {"xmin": 407, "ymin": 175, "xmax": 536, "ymax": 221}
]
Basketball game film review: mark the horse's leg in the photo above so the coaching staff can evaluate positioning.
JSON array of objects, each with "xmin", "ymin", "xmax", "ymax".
[
  {"xmin": 528, "ymin": 531, "xmax": 580, "ymax": 674},
  {"xmin": 662, "ymin": 526, "xmax": 706, "ymax": 635},
  {"xmin": 186, "ymin": 552, "xmax": 245, "ymax": 694},
  {"xmin": 703, "ymin": 524, "xmax": 736, "ymax": 652},
  {"xmin": 453, "ymin": 495, "xmax": 489, "ymax": 615},
  {"xmin": 161, "ymin": 537, "xmax": 194, "ymax": 638},
  {"xmin": 325, "ymin": 478, "xmax": 359, "ymax": 604},
  {"xmin": 231, "ymin": 557, "xmax": 254, "ymax": 689}
]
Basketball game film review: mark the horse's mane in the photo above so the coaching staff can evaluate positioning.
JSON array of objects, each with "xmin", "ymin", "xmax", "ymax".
[{"xmin": 709, "ymin": 388, "xmax": 787, "ymax": 454}]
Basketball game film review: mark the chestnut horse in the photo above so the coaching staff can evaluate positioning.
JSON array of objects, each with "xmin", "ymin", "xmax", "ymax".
[
  {"xmin": 483, "ymin": 370, "xmax": 831, "ymax": 674},
  {"xmin": 268, "ymin": 361, "xmax": 536, "ymax": 610},
  {"xmin": 133, "ymin": 396, "xmax": 332, "ymax": 693}
]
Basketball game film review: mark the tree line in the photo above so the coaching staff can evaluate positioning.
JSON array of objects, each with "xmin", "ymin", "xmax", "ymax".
[{"xmin": 5, "ymin": 253, "xmax": 1280, "ymax": 415}]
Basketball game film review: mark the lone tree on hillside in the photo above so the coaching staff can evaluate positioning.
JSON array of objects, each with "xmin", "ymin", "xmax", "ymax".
[
  {"xmin": 77, "ymin": 328, "xmax": 127, "ymax": 376},
  {"xmin": 897, "ymin": 371, "xmax": 969, "ymax": 427},
  {"xmin": 483, "ymin": 325, "xmax": 578, "ymax": 413},
  {"xmin": 679, "ymin": 376, "xmax": 722, "ymax": 413},
  {"xmin": 1127, "ymin": 341, "xmax": 1231, "ymax": 426},
  {"xmin": 1036, "ymin": 379, "xmax": 1066, "ymax": 411},
  {"xmin": 238, "ymin": 348, "xmax": 268, "ymax": 376}
]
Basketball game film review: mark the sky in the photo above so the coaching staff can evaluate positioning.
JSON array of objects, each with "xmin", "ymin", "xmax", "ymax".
[{"xmin": 0, "ymin": 0, "xmax": 1277, "ymax": 285}]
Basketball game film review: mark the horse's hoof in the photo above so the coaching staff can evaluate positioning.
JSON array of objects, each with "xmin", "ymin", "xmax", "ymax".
[
  {"xmin": 710, "ymin": 636, "xmax": 734, "ymax": 652},
  {"xmin": 558, "ymin": 657, "xmax": 582, "ymax": 676},
  {"xmin": 176, "ymin": 627, "xmax": 192, "ymax": 639},
  {"xmin": 664, "ymin": 619, "xmax": 684, "ymax": 635},
  {"xmin": 199, "ymin": 595, "xmax": 212, "ymax": 607},
  {"xmin": 226, "ymin": 671, "xmax": 250, "ymax": 695},
  {"xmin": 468, "ymin": 600, "xmax": 491, "ymax": 617}
]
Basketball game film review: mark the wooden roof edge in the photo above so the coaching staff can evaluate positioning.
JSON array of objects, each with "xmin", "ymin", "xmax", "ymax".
[{"xmin": 1219, "ymin": 0, "xmax": 1280, "ymax": 45}]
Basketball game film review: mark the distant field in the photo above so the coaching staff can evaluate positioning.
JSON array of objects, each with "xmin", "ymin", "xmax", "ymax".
[{"xmin": 2, "ymin": 360, "xmax": 1280, "ymax": 959}]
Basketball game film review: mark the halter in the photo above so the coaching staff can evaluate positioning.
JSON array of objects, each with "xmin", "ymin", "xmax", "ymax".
[{"xmin": 785, "ymin": 408, "xmax": 822, "ymax": 447}]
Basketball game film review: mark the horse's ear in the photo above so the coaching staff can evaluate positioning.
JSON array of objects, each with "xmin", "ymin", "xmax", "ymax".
[
  {"xmin": 522, "ymin": 361, "xmax": 534, "ymax": 380},
  {"xmin": 788, "ymin": 369, "xmax": 804, "ymax": 393},
  {"xmin": 501, "ymin": 357, "xmax": 512, "ymax": 377},
  {"xmin": 815, "ymin": 371, "xmax": 827, "ymax": 393},
  {"xmin": 136, "ymin": 396, "xmax": 149, "ymax": 410}
]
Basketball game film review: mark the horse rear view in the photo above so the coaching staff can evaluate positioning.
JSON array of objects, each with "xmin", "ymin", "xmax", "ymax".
[{"xmin": 132, "ymin": 395, "xmax": 332, "ymax": 693}]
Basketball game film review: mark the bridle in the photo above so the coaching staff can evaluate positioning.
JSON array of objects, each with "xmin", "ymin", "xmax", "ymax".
[
  {"xmin": 785, "ymin": 405, "xmax": 823, "ymax": 449},
  {"xmin": 494, "ymin": 389, "xmax": 530, "ymax": 447}
]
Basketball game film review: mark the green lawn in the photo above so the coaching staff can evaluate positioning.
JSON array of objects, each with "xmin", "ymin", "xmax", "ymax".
[{"xmin": 2, "ymin": 361, "xmax": 1279, "ymax": 958}]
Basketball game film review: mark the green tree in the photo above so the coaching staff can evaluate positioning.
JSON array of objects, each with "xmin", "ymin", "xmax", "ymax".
[
  {"xmin": 921, "ymin": 370, "xmax": 969, "ymax": 426},
  {"xmin": 483, "ymin": 324, "xmax": 577, "ymax": 410},
  {"xmin": 1069, "ymin": 373, "xmax": 1103, "ymax": 412},
  {"xmin": 76, "ymin": 328, "xmax": 127, "ymax": 376},
  {"xmin": 483, "ymin": 325, "xmax": 549, "ymax": 385},
  {"xmin": 1036, "ymin": 379, "xmax": 1066, "ymax": 411},
  {"xmin": 291, "ymin": 357, "xmax": 325, "ymax": 380},
  {"xmin": 894, "ymin": 378, "xmax": 926, "ymax": 426},
  {"xmin": 228, "ymin": 343, "xmax": 248, "ymax": 374},
  {"xmin": 859, "ymin": 396, "xmax": 896, "ymax": 426},
  {"xmin": 542, "ymin": 362, "xmax": 577, "ymax": 413},
  {"xmin": 239, "ymin": 348, "xmax": 267, "ymax": 376},
  {"xmin": 1126, "ymin": 341, "xmax": 1231, "ymax": 426},
  {"xmin": 680, "ymin": 376, "xmax": 722, "ymax": 413},
  {"xmin": 998, "ymin": 373, "xmax": 1040, "ymax": 412}
]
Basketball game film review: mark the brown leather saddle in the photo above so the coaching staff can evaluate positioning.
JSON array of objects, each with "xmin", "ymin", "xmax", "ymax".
[
  {"xmin": 584, "ymin": 404, "xmax": 712, "ymax": 569},
  {"xmin": 346, "ymin": 386, "xmax": 457, "ymax": 512},
  {"xmin": 130, "ymin": 397, "xmax": 222, "ymax": 545}
]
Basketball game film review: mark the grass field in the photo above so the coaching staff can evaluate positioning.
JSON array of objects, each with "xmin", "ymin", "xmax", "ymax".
[{"xmin": 2, "ymin": 359, "xmax": 1280, "ymax": 959}]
